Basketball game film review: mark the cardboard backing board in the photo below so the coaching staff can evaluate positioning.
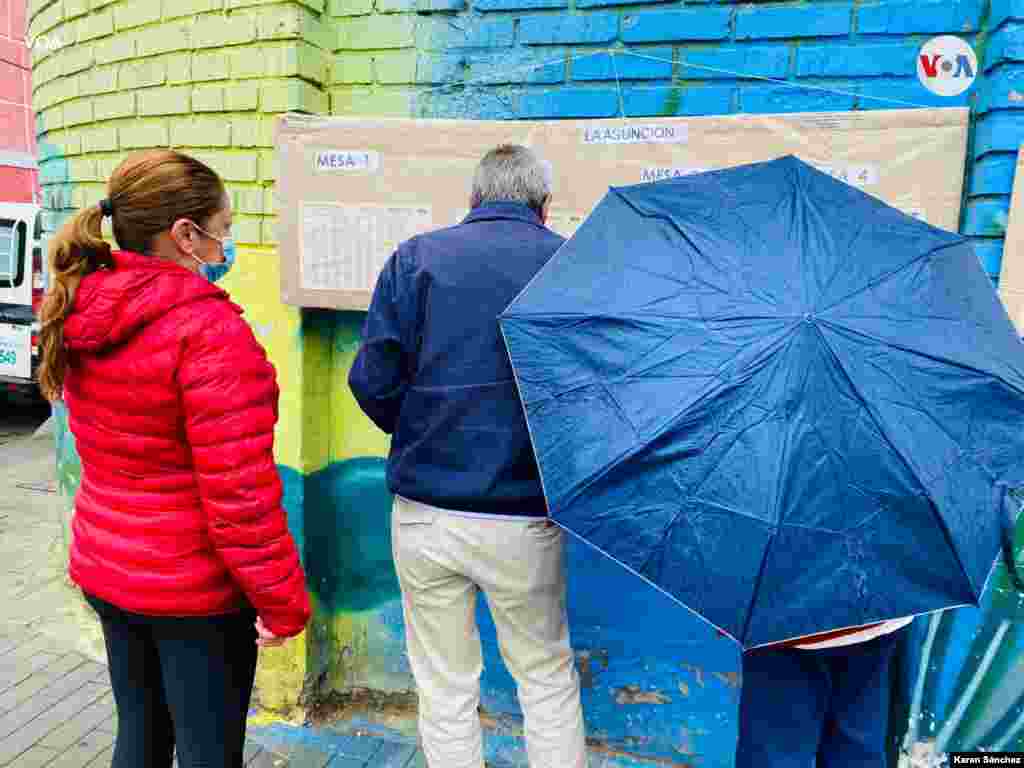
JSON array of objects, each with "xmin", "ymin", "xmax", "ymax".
[
  {"xmin": 1000, "ymin": 147, "xmax": 1024, "ymax": 333},
  {"xmin": 276, "ymin": 109, "xmax": 970, "ymax": 310},
  {"xmin": 1001, "ymin": 288, "xmax": 1024, "ymax": 333}
]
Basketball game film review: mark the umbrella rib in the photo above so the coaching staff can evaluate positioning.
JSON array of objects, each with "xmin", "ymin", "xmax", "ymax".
[
  {"xmin": 739, "ymin": 528, "xmax": 778, "ymax": 646},
  {"xmin": 642, "ymin": 323, "xmax": 797, "ymax": 450},
  {"xmin": 733, "ymin": 339, "xmax": 800, "ymax": 643},
  {"xmin": 506, "ymin": 310, "xmax": 786, "ymax": 321},
  {"xmin": 813, "ymin": 208, "xmax": 871, "ymax": 311},
  {"xmin": 610, "ymin": 187, "xmax": 712, "ymax": 258},
  {"xmin": 550, "ymin": 377, "xmax": 772, "ymax": 522},
  {"xmin": 867, "ymin": 367, "xmax": 1000, "ymax": 487},
  {"xmin": 551, "ymin": 518, "xmax": 741, "ymax": 643},
  {"xmin": 810, "ymin": 324, "xmax": 978, "ymax": 604},
  {"xmin": 821, "ymin": 318, "xmax": 1017, "ymax": 482},
  {"xmin": 819, "ymin": 317, "xmax": 1024, "ymax": 401},
  {"xmin": 816, "ymin": 239, "xmax": 966, "ymax": 317},
  {"xmin": 621, "ymin": 319, "xmax": 801, "ymax": 382},
  {"xmin": 597, "ymin": 380, "xmax": 639, "ymax": 437},
  {"xmin": 675, "ymin": 406, "xmax": 779, "ymax": 526}
]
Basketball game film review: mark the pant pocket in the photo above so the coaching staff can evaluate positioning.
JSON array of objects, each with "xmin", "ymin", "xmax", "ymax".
[
  {"xmin": 393, "ymin": 495, "xmax": 440, "ymax": 526},
  {"xmin": 525, "ymin": 518, "xmax": 561, "ymax": 538}
]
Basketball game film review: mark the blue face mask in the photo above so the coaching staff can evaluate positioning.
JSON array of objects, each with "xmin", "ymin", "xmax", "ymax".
[
  {"xmin": 190, "ymin": 223, "xmax": 236, "ymax": 283},
  {"xmin": 201, "ymin": 237, "xmax": 236, "ymax": 283}
]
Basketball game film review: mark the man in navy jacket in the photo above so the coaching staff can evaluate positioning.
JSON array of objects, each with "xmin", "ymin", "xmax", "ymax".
[{"xmin": 349, "ymin": 145, "xmax": 587, "ymax": 768}]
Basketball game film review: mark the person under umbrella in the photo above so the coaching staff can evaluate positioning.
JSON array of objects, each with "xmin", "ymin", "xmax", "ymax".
[{"xmin": 500, "ymin": 155, "xmax": 1024, "ymax": 767}]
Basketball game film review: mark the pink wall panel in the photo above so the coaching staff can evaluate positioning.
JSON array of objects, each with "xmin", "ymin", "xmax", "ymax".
[
  {"xmin": 0, "ymin": 62, "xmax": 26, "ymax": 104},
  {"xmin": 10, "ymin": 1, "xmax": 26, "ymax": 43},
  {"xmin": 0, "ymin": 0, "xmax": 37, "ymax": 200}
]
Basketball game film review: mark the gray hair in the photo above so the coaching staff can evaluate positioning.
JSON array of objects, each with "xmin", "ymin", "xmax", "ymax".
[{"xmin": 470, "ymin": 144, "xmax": 552, "ymax": 212}]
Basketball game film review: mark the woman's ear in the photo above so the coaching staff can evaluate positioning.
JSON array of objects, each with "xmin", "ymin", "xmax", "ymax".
[{"xmin": 168, "ymin": 219, "xmax": 195, "ymax": 257}]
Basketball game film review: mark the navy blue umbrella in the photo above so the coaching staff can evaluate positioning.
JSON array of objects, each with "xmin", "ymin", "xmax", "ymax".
[{"xmin": 500, "ymin": 156, "xmax": 1024, "ymax": 649}]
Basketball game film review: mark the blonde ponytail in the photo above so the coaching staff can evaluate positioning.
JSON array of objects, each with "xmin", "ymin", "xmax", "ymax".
[{"xmin": 38, "ymin": 204, "xmax": 113, "ymax": 401}]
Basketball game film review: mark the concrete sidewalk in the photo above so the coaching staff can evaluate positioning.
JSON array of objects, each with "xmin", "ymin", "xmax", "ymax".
[{"xmin": 0, "ymin": 428, "xmax": 426, "ymax": 768}]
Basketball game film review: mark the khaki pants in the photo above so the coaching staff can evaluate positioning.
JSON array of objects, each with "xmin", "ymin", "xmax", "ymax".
[{"xmin": 392, "ymin": 495, "xmax": 588, "ymax": 768}]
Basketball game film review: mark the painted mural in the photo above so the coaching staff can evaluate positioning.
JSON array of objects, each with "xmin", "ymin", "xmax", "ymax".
[
  {"xmin": 33, "ymin": 0, "xmax": 1024, "ymax": 764},
  {"xmin": 289, "ymin": 310, "xmax": 745, "ymax": 767},
  {"xmin": 892, "ymin": 502, "xmax": 1024, "ymax": 767},
  {"xmin": 44, "ymin": 230, "xmax": 741, "ymax": 763}
]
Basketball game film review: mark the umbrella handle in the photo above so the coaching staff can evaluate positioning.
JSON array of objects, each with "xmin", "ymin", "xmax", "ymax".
[{"xmin": 999, "ymin": 484, "xmax": 1024, "ymax": 594}]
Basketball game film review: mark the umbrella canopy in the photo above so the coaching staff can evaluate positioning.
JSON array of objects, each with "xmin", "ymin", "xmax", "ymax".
[{"xmin": 499, "ymin": 156, "xmax": 1024, "ymax": 649}]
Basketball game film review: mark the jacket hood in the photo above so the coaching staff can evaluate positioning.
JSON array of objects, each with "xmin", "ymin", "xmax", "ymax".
[{"xmin": 63, "ymin": 250, "xmax": 232, "ymax": 353}]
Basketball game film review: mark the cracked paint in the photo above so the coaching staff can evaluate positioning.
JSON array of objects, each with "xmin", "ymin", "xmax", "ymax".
[
  {"xmin": 681, "ymin": 664, "xmax": 705, "ymax": 688},
  {"xmin": 615, "ymin": 686, "xmax": 673, "ymax": 706},
  {"xmin": 712, "ymin": 671, "xmax": 740, "ymax": 689},
  {"xmin": 576, "ymin": 648, "xmax": 610, "ymax": 689}
]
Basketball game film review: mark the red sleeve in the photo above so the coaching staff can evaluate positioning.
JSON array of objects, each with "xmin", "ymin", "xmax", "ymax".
[{"xmin": 178, "ymin": 300, "xmax": 311, "ymax": 637}]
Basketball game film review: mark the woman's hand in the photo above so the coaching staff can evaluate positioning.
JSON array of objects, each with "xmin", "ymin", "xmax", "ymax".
[{"xmin": 255, "ymin": 616, "xmax": 288, "ymax": 648}]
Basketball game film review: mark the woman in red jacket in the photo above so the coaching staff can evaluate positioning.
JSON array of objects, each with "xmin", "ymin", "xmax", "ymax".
[{"xmin": 37, "ymin": 149, "xmax": 311, "ymax": 768}]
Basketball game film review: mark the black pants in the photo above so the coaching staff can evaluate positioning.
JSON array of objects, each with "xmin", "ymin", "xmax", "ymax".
[
  {"xmin": 735, "ymin": 628, "xmax": 906, "ymax": 768},
  {"xmin": 84, "ymin": 593, "xmax": 259, "ymax": 768}
]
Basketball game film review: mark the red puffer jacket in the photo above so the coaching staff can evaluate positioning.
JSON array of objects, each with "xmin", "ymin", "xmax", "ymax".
[{"xmin": 62, "ymin": 250, "xmax": 311, "ymax": 637}]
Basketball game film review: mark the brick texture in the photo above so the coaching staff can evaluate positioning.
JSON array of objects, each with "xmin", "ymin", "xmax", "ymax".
[
  {"xmin": 24, "ymin": 10, "xmax": 1024, "ymax": 759},
  {"xmin": 31, "ymin": 0, "xmax": 325, "ymax": 260}
]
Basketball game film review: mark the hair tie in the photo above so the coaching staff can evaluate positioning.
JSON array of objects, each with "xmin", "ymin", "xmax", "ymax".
[{"xmin": 98, "ymin": 199, "xmax": 113, "ymax": 218}]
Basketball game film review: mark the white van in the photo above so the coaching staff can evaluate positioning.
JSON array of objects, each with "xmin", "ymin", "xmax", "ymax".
[{"xmin": 0, "ymin": 203, "xmax": 46, "ymax": 401}]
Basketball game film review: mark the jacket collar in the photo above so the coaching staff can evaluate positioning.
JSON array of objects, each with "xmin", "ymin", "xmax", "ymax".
[
  {"xmin": 463, "ymin": 201, "xmax": 544, "ymax": 227},
  {"xmin": 64, "ymin": 250, "xmax": 228, "ymax": 353}
]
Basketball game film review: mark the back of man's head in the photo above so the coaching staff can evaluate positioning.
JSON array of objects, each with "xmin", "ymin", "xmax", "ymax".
[{"xmin": 470, "ymin": 145, "xmax": 552, "ymax": 215}]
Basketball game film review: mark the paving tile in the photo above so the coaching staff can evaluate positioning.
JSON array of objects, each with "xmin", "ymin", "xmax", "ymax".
[
  {"xmin": 41, "ymin": 726, "xmax": 115, "ymax": 768},
  {"xmin": 324, "ymin": 756, "xmax": 366, "ymax": 768},
  {"xmin": 280, "ymin": 746, "xmax": 332, "ymax": 767},
  {"xmin": 84, "ymin": 744, "xmax": 112, "ymax": 767},
  {"xmin": 249, "ymin": 748, "xmax": 290, "ymax": 767},
  {"xmin": 39, "ymin": 691, "xmax": 115, "ymax": 750},
  {"xmin": 374, "ymin": 741, "xmax": 418, "ymax": 768},
  {"xmin": 0, "ymin": 639, "xmax": 20, "ymax": 658},
  {"xmin": 5, "ymin": 636, "xmax": 60, "ymax": 661},
  {"xmin": 4, "ymin": 743, "xmax": 58, "ymax": 767},
  {"xmin": 0, "ymin": 683, "xmax": 110, "ymax": 764},
  {"xmin": 10, "ymin": 575, "xmax": 66, "ymax": 602},
  {"xmin": 0, "ymin": 653, "xmax": 63, "ymax": 696},
  {"xmin": 323, "ymin": 734, "xmax": 379, "ymax": 762},
  {"xmin": 0, "ymin": 656, "xmax": 91, "ymax": 716},
  {"xmin": 0, "ymin": 665, "xmax": 106, "ymax": 740},
  {"xmin": 244, "ymin": 740, "xmax": 265, "ymax": 762}
]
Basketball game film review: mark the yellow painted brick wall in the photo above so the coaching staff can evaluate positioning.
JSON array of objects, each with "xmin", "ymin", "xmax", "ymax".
[
  {"xmin": 29, "ymin": 0, "xmax": 337, "ymax": 716},
  {"xmin": 30, "ymin": 0, "xmax": 337, "ymax": 472},
  {"xmin": 29, "ymin": 0, "xmax": 434, "ymax": 718},
  {"xmin": 31, "ymin": 0, "xmax": 331, "ymax": 245}
]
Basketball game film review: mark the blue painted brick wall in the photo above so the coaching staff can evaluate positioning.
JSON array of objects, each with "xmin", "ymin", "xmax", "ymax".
[
  {"xmin": 519, "ymin": 13, "xmax": 619, "ymax": 45},
  {"xmin": 414, "ymin": 0, "xmax": 1023, "ymax": 283},
  {"xmin": 621, "ymin": 8, "xmax": 731, "ymax": 42},
  {"xmin": 857, "ymin": 0, "xmax": 984, "ymax": 35},
  {"xmin": 572, "ymin": 48, "xmax": 673, "ymax": 81},
  {"xmin": 975, "ymin": 0, "xmax": 1024, "ymax": 274},
  {"xmin": 400, "ymin": 1, "xmax": 1024, "ymax": 761},
  {"xmin": 735, "ymin": 4, "xmax": 853, "ymax": 40}
]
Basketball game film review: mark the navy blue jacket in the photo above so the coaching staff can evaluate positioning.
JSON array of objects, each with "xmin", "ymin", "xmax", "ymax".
[{"xmin": 349, "ymin": 202, "xmax": 565, "ymax": 516}]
